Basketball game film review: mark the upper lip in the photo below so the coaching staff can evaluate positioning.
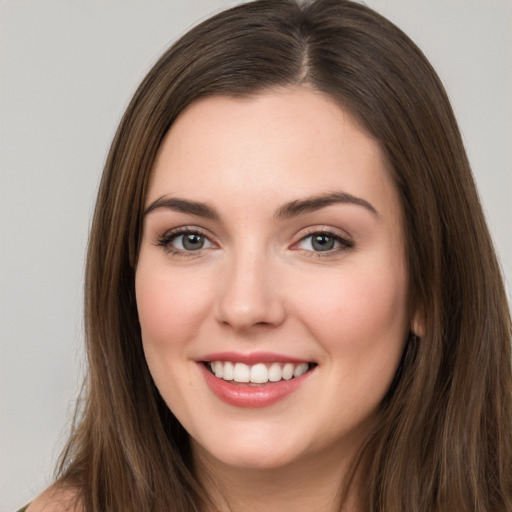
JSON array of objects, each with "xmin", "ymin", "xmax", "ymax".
[{"xmin": 199, "ymin": 351, "xmax": 314, "ymax": 365}]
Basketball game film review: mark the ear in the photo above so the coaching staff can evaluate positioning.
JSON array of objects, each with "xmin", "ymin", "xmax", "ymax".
[{"xmin": 411, "ymin": 307, "xmax": 426, "ymax": 338}]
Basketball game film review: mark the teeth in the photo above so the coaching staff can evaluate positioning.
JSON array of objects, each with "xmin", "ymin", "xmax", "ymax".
[
  {"xmin": 250, "ymin": 363, "xmax": 268, "ymax": 384},
  {"xmin": 233, "ymin": 362, "xmax": 250, "ymax": 383},
  {"xmin": 268, "ymin": 362, "xmax": 282, "ymax": 382},
  {"xmin": 208, "ymin": 361, "xmax": 311, "ymax": 384},
  {"xmin": 282, "ymin": 363, "xmax": 294, "ymax": 380},
  {"xmin": 223, "ymin": 361, "xmax": 234, "ymax": 380},
  {"xmin": 294, "ymin": 363, "xmax": 308, "ymax": 378},
  {"xmin": 212, "ymin": 361, "xmax": 223, "ymax": 378}
]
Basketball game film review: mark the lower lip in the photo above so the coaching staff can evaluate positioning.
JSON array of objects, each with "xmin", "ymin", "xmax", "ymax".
[{"xmin": 199, "ymin": 363, "xmax": 312, "ymax": 408}]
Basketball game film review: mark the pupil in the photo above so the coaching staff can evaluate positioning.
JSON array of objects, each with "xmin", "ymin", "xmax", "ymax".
[
  {"xmin": 183, "ymin": 234, "xmax": 204, "ymax": 250},
  {"xmin": 312, "ymin": 235, "xmax": 334, "ymax": 251}
]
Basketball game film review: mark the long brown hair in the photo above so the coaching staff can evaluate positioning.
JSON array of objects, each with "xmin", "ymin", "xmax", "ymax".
[{"xmin": 56, "ymin": 1, "xmax": 512, "ymax": 510}]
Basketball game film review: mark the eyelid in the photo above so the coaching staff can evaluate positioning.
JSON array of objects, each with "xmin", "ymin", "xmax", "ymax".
[
  {"xmin": 291, "ymin": 226, "xmax": 355, "ymax": 254},
  {"xmin": 153, "ymin": 225, "xmax": 354, "ymax": 257},
  {"xmin": 154, "ymin": 226, "xmax": 218, "ymax": 255}
]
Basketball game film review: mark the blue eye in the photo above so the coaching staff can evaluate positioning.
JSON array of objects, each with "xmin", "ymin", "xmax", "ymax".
[{"xmin": 297, "ymin": 232, "xmax": 352, "ymax": 253}]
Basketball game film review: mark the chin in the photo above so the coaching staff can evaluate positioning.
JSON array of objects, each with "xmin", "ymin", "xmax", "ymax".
[{"xmin": 191, "ymin": 432, "xmax": 309, "ymax": 472}]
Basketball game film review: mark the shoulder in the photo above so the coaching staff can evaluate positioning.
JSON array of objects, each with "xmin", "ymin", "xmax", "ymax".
[{"xmin": 25, "ymin": 485, "xmax": 81, "ymax": 512}]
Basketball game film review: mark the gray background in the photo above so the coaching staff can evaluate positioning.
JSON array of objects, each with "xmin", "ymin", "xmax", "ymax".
[{"xmin": 1, "ymin": 1, "xmax": 511, "ymax": 509}]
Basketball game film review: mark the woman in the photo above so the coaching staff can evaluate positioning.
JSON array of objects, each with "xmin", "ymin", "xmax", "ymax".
[{"xmin": 25, "ymin": 0, "xmax": 512, "ymax": 511}]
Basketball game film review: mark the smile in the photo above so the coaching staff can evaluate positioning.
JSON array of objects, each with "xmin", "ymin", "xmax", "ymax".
[
  {"xmin": 207, "ymin": 361, "xmax": 311, "ymax": 384},
  {"xmin": 198, "ymin": 354, "xmax": 317, "ymax": 408}
]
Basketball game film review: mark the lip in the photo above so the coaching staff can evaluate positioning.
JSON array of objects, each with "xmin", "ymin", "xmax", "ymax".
[
  {"xmin": 199, "ymin": 351, "xmax": 311, "ymax": 365},
  {"xmin": 198, "ymin": 358, "xmax": 314, "ymax": 408}
]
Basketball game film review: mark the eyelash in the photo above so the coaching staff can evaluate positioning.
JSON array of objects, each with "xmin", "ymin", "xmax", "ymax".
[
  {"xmin": 155, "ymin": 228, "xmax": 354, "ymax": 258},
  {"xmin": 294, "ymin": 229, "xmax": 354, "ymax": 257},
  {"xmin": 155, "ymin": 228, "xmax": 214, "ymax": 258}
]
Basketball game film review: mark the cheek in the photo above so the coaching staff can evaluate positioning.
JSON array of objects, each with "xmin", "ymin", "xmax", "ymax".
[
  {"xmin": 135, "ymin": 264, "xmax": 212, "ymax": 350},
  {"xmin": 134, "ymin": 263, "xmax": 214, "ymax": 413},
  {"xmin": 295, "ymin": 257, "xmax": 409, "ymax": 366},
  {"xmin": 299, "ymin": 260, "xmax": 409, "ymax": 424}
]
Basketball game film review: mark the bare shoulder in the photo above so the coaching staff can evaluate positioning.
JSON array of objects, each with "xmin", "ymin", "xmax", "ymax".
[{"xmin": 26, "ymin": 485, "xmax": 82, "ymax": 512}]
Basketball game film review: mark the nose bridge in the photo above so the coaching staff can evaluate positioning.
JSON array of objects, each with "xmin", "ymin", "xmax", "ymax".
[{"xmin": 216, "ymin": 240, "xmax": 285, "ymax": 330}]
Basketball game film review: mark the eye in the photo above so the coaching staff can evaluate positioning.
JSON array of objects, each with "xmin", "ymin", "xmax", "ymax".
[
  {"xmin": 173, "ymin": 232, "xmax": 211, "ymax": 251},
  {"xmin": 296, "ymin": 231, "xmax": 353, "ymax": 254},
  {"xmin": 156, "ymin": 229, "xmax": 214, "ymax": 254}
]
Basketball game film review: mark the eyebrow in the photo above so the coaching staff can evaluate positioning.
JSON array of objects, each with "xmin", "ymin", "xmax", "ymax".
[
  {"xmin": 143, "ymin": 190, "xmax": 378, "ymax": 220},
  {"xmin": 144, "ymin": 196, "xmax": 219, "ymax": 219},
  {"xmin": 274, "ymin": 191, "xmax": 379, "ymax": 219}
]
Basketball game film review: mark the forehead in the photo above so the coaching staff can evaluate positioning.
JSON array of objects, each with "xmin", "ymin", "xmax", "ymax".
[{"xmin": 147, "ymin": 87, "xmax": 398, "ymax": 218}]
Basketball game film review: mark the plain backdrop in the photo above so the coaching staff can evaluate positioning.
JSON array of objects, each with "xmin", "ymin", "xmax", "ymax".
[{"xmin": 1, "ymin": 1, "xmax": 511, "ymax": 509}]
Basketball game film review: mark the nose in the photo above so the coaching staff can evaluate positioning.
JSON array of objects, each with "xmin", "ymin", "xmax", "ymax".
[{"xmin": 215, "ymin": 248, "xmax": 286, "ymax": 332}]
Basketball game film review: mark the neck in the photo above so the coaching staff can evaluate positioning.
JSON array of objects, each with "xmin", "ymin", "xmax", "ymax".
[{"xmin": 192, "ymin": 442, "xmax": 361, "ymax": 512}]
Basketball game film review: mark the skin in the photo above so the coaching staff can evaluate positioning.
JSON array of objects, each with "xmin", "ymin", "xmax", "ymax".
[{"xmin": 135, "ymin": 87, "xmax": 417, "ymax": 512}]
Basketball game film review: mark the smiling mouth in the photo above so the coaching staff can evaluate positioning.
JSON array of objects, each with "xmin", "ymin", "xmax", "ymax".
[{"xmin": 205, "ymin": 361, "xmax": 316, "ymax": 385}]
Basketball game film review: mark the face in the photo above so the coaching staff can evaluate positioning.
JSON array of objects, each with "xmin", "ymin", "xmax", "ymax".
[{"xmin": 136, "ymin": 88, "xmax": 413, "ymax": 472}]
